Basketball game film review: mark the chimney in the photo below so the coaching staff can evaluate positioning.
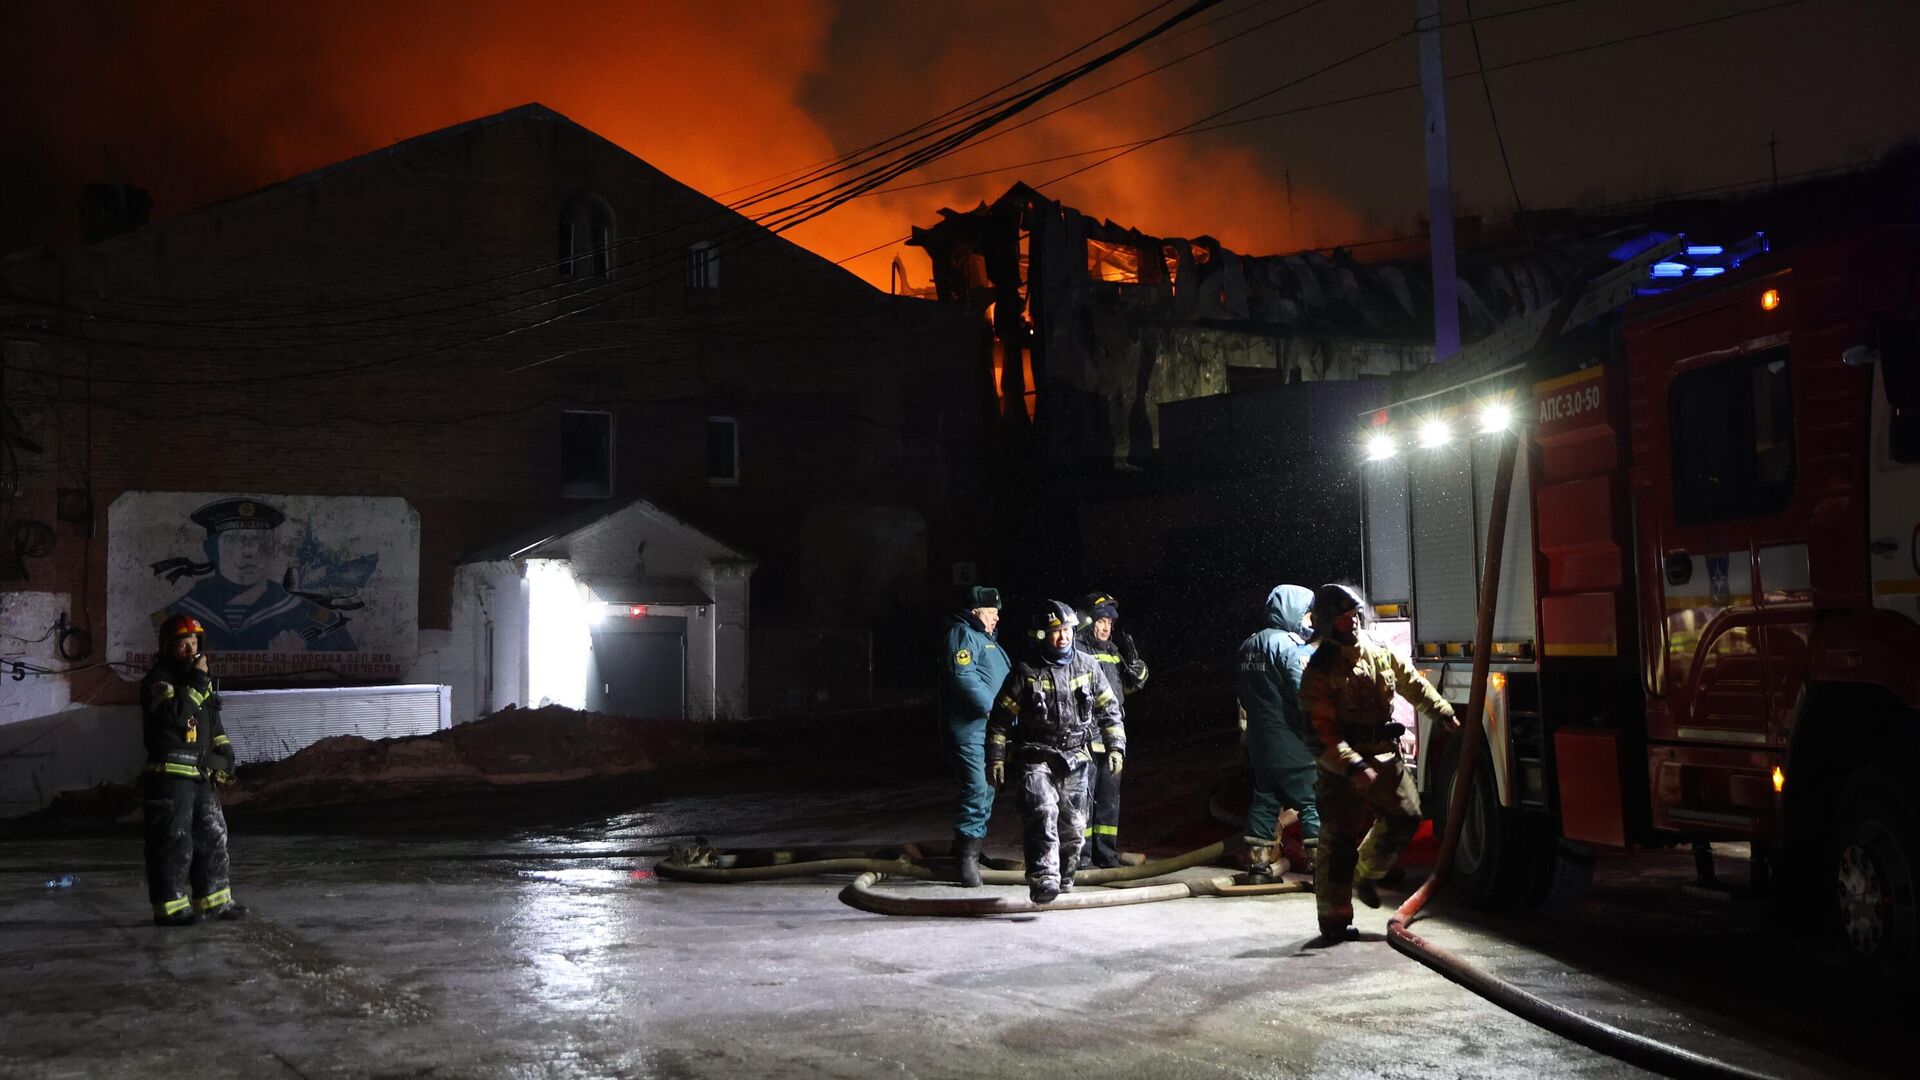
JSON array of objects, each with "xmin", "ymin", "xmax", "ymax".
[{"xmin": 78, "ymin": 182, "xmax": 153, "ymax": 244}]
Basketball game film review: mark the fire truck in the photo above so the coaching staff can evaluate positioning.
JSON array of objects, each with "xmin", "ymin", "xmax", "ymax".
[{"xmin": 1358, "ymin": 227, "xmax": 1920, "ymax": 977}]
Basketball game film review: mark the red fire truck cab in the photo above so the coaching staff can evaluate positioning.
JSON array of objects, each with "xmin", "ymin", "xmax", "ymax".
[{"xmin": 1359, "ymin": 227, "xmax": 1920, "ymax": 977}]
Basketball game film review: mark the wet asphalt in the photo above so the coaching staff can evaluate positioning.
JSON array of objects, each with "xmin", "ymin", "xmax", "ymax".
[{"xmin": 0, "ymin": 751, "xmax": 1900, "ymax": 1079}]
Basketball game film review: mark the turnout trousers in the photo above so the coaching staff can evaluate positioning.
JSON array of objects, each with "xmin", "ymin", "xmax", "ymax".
[
  {"xmin": 1084, "ymin": 750, "xmax": 1123, "ymax": 866},
  {"xmin": 1312, "ymin": 755, "xmax": 1420, "ymax": 931},
  {"xmin": 943, "ymin": 716, "xmax": 994, "ymax": 840},
  {"xmin": 142, "ymin": 772, "xmax": 233, "ymax": 918},
  {"xmin": 1017, "ymin": 759, "xmax": 1090, "ymax": 889}
]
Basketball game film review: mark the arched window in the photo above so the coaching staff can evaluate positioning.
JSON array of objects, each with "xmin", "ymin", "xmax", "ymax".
[{"xmin": 558, "ymin": 193, "xmax": 615, "ymax": 280}]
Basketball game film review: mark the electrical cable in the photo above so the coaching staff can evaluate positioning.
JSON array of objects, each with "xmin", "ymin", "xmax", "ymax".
[
  {"xmin": 0, "ymin": 1, "xmax": 1218, "ymax": 333},
  {"xmin": 1463, "ymin": 0, "xmax": 1528, "ymax": 223},
  {"xmin": 0, "ymin": 0, "xmax": 1801, "ymax": 357},
  {"xmin": 0, "ymin": 1, "xmax": 1237, "ymax": 376}
]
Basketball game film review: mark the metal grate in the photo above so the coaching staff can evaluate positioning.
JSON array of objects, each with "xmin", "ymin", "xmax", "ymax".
[
  {"xmin": 1410, "ymin": 444, "xmax": 1477, "ymax": 643},
  {"xmin": 1363, "ymin": 455, "xmax": 1412, "ymax": 605}
]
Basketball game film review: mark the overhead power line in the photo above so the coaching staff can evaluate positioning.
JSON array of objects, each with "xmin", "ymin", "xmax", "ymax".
[
  {"xmin": 4, "ymin": 0, "xmax": 1247, "ymax": 347},
  {"xmin": 3, "ymin": 0, "xmax": 1240, "ymax": 385}
]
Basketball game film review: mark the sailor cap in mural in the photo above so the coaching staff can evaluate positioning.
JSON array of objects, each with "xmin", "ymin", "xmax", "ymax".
[{"xmin": 191, "ymin": 498, "xmax": 287, "ymax": 534}]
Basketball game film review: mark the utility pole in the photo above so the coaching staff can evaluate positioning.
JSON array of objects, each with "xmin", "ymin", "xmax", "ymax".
[{"xmin": 1417, "ymin": 0, "xmax": 1459, "ymax": 361}]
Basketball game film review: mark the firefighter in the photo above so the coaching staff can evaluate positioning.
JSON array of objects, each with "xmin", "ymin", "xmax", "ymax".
[
  {"xmin": 1072, "ymin": 591, "xmax": 1148, "ymax": 869},
  {"xmin": 141, "ymin": 614, "xmax": 246, "ymax": 926},
  {"xmin": 1298, "ymin": 583, "xmax": 1456, "ymax": 941},
  {"xmin": 1236, "ymin": 584, "xmax": 1319, "ymax": 883},
  {"xmin": 937, "ymin": 585, "xmax": 1011, "ymax": 888},
  {"xmin": 987, "ymin": 600, "xmax": 1125, "ymax": 903}
]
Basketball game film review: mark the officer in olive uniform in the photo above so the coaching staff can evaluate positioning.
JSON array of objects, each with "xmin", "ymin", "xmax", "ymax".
[
  {"xmin": 1298, "ymin": 583, "xmax": 1456, "ymax": 941},
  {"xmin": 1073, "ymin": 591, "xmax": 1148, "ymax": 868},
  {"xmin": 987, "ymin": 601, "xmax": 1125, "ymax": 903},
  {"xmin": 937, "ymin": 585, "xmax": 1011, "ymax": 887},
  {"xmin": 141, "ymin": 614, "xmax": 246, "ymax": 926}
]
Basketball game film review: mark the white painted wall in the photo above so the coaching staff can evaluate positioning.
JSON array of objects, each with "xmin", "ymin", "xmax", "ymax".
[
  {"xmin": 0, "ymin": 591, "xmax": 76, "ymax": 727},
  {"xmin": 452, "ymin": 501, "xmax": 754, "ymax": 722},
  {"xmin": 447, "ymin": 561, "xmax": 525, "ymax": 724}
]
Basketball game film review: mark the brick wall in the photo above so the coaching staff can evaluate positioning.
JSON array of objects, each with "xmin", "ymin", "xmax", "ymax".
[{"xmin": 0, "ymin": 105, "xmax": 990, "ymax": 710}]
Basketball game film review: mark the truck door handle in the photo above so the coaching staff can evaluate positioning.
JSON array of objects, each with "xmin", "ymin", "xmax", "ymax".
[
  {"xmin": 1664, "ymin": 553, "xmax": 1692, "ymax": 586},
  {"xmin": 1870, "ymin": 537, "xmax": 1899, "ymax": 557}
]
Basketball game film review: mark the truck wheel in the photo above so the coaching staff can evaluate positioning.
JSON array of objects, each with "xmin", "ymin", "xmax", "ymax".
[
  {"xmin": 1831, "ymin": 769, "xmax": 1918, "ymax": 979},
  {"xmin": 1432, "ymin": 743, "xmax": 1531, "ymax": 909}
]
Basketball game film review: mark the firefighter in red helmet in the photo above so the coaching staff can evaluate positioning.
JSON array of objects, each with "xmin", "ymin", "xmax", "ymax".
[{"xmin": 140, "ymin": 613, "xmax": 246, "ymax": 926}]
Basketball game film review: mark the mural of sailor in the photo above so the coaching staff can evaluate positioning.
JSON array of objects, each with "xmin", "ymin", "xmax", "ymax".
[{"xmin": 149, "ymin": 497, "xmax": 364, "ymax": 652}]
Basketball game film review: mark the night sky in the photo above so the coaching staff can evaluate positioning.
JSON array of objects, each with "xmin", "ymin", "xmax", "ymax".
[{"xmin": 3, "ymin": 0, "xmax": 1917, "ymax": 287}]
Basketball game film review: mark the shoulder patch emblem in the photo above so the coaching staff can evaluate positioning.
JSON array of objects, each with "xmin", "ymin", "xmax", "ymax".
[{"xmin": 955, "ymin": 649, "xmax": 972, "ymax": 666}]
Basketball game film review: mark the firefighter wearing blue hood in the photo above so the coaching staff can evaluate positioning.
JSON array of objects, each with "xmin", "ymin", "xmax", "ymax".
[
  {"xmin": 937, "ymin": 585, "xmax": 1011, "ymax": 888},
  {"xmin": 986, "ymin": 600, "xmax": 1125, "ymax": 904},
  {"xmin": 1236, "ymin": 584, "xmax": 1319, "ymax": 883}
]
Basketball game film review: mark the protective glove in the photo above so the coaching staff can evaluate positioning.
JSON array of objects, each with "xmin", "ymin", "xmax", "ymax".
[
  {"xmin": 988, "ymin": 760, "xmax": 1005, "ymax": 788},
  {"xmin": 1107, "ymin": 751, "xmax": 1123, "ymax": 777},
  {"xmin": 1436, "ymin": 701, "xmax": 1461, "ymax": 730},
  {"xmin": 212, "ymin": 770, "xmax": 235, "ymax": 786},
  {"xmin": 1237, "ymin": 703, "xmax": 1248, "ymax": 747}
]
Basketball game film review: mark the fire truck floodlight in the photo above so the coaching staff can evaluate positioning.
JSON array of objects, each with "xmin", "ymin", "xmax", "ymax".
[
  {"xmin": 1365, "ymin": 431, "xmax": 1398, "ymax": 461},
  {"xmin": 1478, "ymin": 402, "xmax": 1513, "ymax": 434},
  {"xmin": 1418, "ymin": 418, "xmax": 1452, "ymax": 448}
]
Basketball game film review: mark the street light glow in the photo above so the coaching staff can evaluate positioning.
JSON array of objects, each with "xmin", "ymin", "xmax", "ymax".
[{"xmin": 1418, "ymin": 418, "xmax": 1452, "ymax": 448}]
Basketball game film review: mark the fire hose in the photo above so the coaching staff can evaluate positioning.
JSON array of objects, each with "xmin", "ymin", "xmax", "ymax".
[
  {"xmin": 654, "ymin": 836, "xmax": 1307, "ymax": 914},
  {"xmin": 1391, "ymin": 426, "xmax": 1776, "ymax": 1080}
]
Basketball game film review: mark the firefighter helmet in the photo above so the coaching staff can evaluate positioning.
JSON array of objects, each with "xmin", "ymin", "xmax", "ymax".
[
  {"xmin": 1029, "ymin": 600, "xmax": 1078, "ymax": 638},
  {"xmin": 159, "ymin": 614, "xmax": 205, "ymax": 641}
]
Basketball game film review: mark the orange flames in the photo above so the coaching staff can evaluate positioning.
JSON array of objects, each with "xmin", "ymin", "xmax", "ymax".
[{"xmin": 2, "ymin": 0, "xmax": 1369, "ymax": 289}]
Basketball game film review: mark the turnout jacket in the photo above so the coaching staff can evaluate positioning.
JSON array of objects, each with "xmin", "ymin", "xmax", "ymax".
[
  {"xmin": 140, "ymin": 659, "xmax": 234, "ymax": 779},
  {"xmin": 1298, "ymin": 630, "xmax": 1451, "ymax": 775},
  {"xmin": 1073, "ymin": 631, "xmax": 1146, "ymax": 754},
  {"xmin": 938, "ymin": 611, "xmax": 1011, "ymax": 724},
  {"xmin": 987, "ymin": 653, "xmax": 1125, "ymax": 771}
]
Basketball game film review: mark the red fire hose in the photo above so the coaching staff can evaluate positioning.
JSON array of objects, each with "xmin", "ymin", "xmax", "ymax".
[{"xmin": 1387, "ymin": 429, "xmax": 1776, "ymax": 1080}]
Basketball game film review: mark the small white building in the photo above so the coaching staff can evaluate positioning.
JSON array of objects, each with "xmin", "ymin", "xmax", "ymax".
[{"xmin": 453, "ymin": 499, "xmax": 754, "ymax": 723}]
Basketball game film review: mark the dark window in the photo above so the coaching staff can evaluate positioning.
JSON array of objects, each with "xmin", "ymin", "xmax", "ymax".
[
  {"xmin": 706, "ymin": 416, "xmax": 739, "ymax": 485},
  {"xmin": 686, "ymin": 241, "xmax": 719, "ymax": 292},
  {"xmin": 558, "ymin": 194, "xmax": 615, "ymax": 282},
  {"xmin": 560, "ymin": 411, "xmax": 614, "ymax": 499},
  {"xmin": 1669, "ymin": 347, "xmax": 1795, "ymax": 524},
  {"xmin": 1881, "ymin": 320, "xmax": 1920, "ymax": 464}
]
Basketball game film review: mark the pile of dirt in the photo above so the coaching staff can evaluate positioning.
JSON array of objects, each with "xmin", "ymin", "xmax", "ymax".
[{"xmin": 219, "ymin": 701, "xmax": 936, "ymax": 814}]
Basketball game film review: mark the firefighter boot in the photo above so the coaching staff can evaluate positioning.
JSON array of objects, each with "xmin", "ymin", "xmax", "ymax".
[
  {"xmin": 954, "ymin": 832, "xmax": 983, "ymax": 889},
  {"xmin": 1059, "ymin": 846, "xmax": 1076, "ymax": 893},
  {"xmin": 1354, "ymin": 877, "xmax": 1381, "ymax": 909},
  {"xmin": 205, "ymin": 902, "xmax": 249, "ymax": 921},
  {"xmin": 1316, "ymin": 921, "xmax": 1360, "ymax": 944},
  {"xmin": 1282, "ymin": 836, "xmax": 1313, "ymax": 881},
  {"xmin": 1244, "ymin": 838, "xmax": 1281, "ymax": 885},
  {"xmin": 153, "ymin": 908, "xmax": 201, "ymax": 928}
]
